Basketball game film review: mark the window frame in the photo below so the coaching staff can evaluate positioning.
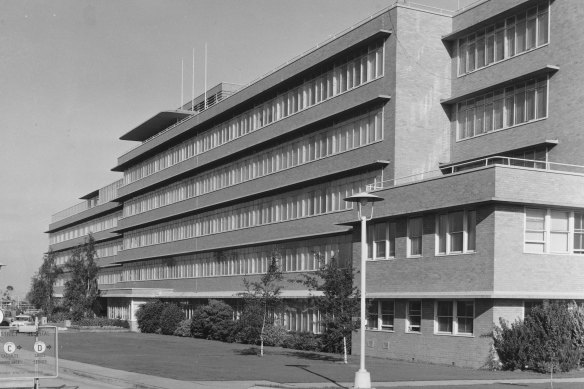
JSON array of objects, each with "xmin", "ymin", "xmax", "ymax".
[
  {"xmin": 436, "ymin": 210, "xmax": 477, "ymax": 255},
  {"xmin": 456, "ymin": 1, "xmax": 550, "ymax": 77},
  {"xmin": 456, "ymin": 76, "xmax": 548, "ymax": 142},
  {"xmin": 406, "ymin": 300, "xmax": 422, "ymax": 333},
  {"xmin": 434, "ymin": 300, "xmax": 474, "ymax": 336},
  {"xmin": 408, "ymin": 217, "xmax": 424, "ymax": 257},
  {"xmin": 367, "ymin": 221, "xmax": 396, "ymax": 260},
  {"xmin": 524, "ymin": 208, "xmax": 584, "ymax": 255},
  {"xmin": 366, "ymin": 300, "xmax": 395, "ymax": 331}
]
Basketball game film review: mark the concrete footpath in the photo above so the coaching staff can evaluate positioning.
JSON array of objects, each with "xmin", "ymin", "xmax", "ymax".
[{"xmin": 53, "ymin": 358, "xmax": 584, "ymax": 389}]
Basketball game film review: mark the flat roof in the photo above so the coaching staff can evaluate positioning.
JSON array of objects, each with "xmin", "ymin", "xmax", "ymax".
[{"xmin": 120, "ymin": 110, "xmax": 193, "ymax": 142}]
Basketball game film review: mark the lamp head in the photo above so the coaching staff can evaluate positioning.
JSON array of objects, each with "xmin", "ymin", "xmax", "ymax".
[{"xmin": 344, "ymin": 192, "xmax": 383, "ymax": 220}]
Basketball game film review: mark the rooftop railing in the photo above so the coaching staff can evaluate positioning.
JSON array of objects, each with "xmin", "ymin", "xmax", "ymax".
[
  {"xmin": 51, "ymin": 179, "xmax": 123, "ymax": 224},
  {"xmin": 366, "ymin": 156, "xmax": 584, "ymax": 192}
]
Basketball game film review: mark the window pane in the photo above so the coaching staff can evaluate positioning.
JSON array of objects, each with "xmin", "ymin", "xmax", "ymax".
[
  {"xmin": 438, "ymin": 214, "xmax": 447, "ymax": 254},
  {"xmin": 408, "ymin": 301, "xmax": 421, "ymax": 332},
  {"xmin": 437, "ymin": 301, "xmax": 453, "ymax": 333},
  {"xmin": 550, "ymin": 233, "xmax": 569, "ymax": 253},
  {"xmin": 516, "ymin": 16, "xmax": 526, "ymax": 53},
  {"xmin": 538, "ymin": 10, "xmax": 549, "ymax": 45},
  {"xmin": 536, "ymin": 79, "xmax": 547, "ymax": 118},
  {"xmin": 468, "ymin": 211, "xmax": 477, "ymax": 251},
  {"xmin": 367, "ymin": 302, "xmax": 378, "ymax": 330},
  {"xmin": 388, "ymin": 222, "xmax": 396, "ymax": 257},
  {"xmin": 381, "ymin": 301, "xmax": 394, "ymax": 330},
  {"xmin": 551, "ymin": 211, "xmax": 569, "ymax": 231},
  {"xmin": 526, "ymin": 242, "xmax": 545, "ymax": 253},
  {"xmin": 409, "ymin": 217, "xmax": 423, "ymax": 256}
]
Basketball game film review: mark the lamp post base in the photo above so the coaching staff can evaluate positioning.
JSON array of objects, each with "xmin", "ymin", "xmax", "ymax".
[{"xmin": 354, "ymin": 369, "xmax": 372, "ymax": 389}]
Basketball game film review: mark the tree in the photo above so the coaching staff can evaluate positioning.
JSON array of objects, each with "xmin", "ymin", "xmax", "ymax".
[
  {"xmin": 27, "ymin": 250, "xmax": 63, "ymax": 314},
  {"xmin": 299, "ymin": 255, "xmax": 360, "ymax": 363},
  {"xmin": 63, "ymin": 234, "xmax": 100, "ymax": 320},
  {"xmin": 239, "ymin": 253, "xmax": 284, "ymax": 356}
]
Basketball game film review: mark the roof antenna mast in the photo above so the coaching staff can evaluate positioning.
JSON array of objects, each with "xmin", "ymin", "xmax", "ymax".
[
  {"xmin": 204, "ymin": 43, "xmax": 208, "ymax": 110},
  {"xmin": 192, "ymin": 48, "xmax": 195, "ymax": 111},
  {"xmin": 181, "ymin": 58, "xmax": 184, "ymax": 109}
]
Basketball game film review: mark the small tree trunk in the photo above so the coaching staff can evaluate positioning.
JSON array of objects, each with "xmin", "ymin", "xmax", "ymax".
[
  {"xmin": 343, "ymin": 336, "xmax": 348, "ymax": 364},
  {"xmin": 260, "ymin": 309, "xmax": 266, "ymax": 357}
]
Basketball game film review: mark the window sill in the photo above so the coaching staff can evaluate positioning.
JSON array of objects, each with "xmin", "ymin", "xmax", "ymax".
[
  {"xmin": 366, "ymin": 329, "xmax": 394, "ymax": 333},
  {"xmin": 367, "ymin": 257, "xmax": 395, "ymax": 262},
  {"xmin": 434, "ymin": 332, "xmax": 474, "ymax": 338},
  {"xmin": 407, "ymin": 255, "xmax": 423, "ymax": 259},
  {"xmin": 435, "ymin": 251, "xmax": 476, "ymax": 257},
  {"xmin": 406, "ymin": 331, "xmax": 422, "ymax": 335},
  {"xmin": 524, "ymin": 251, "xmax": 584, "ymax": 256}
]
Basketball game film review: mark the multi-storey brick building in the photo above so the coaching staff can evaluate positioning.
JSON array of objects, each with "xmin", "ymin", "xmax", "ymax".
[{"xmin": 46, "ymin": 0, "xmax": 583, "ymax": 368}]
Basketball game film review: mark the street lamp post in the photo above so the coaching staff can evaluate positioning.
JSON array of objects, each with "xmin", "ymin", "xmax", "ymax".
[{"xmin": 344, "ymin": 192, "xmax": 383, "ymax": 389}]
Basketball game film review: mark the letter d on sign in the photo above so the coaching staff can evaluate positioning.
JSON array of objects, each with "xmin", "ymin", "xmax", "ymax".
[{"xmin": 34, "ymin": 341, "xmax": 46, "ymax": 354}]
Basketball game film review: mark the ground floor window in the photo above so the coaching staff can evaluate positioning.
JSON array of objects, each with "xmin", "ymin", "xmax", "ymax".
[
  {"xmin": 435, "ymin": 300, "xmax": 474, "ymax": 336},
  {"xmin": 366, "ymin": 300, "xmax": 394, "ymax": 331}
]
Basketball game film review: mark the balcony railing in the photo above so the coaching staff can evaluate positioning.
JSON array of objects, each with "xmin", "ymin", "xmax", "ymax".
[
  {"xmin": 51, "ymin": 179, "xmax": 123, "ymax": 224},
  {"xmin": 366, "ymin": 156, "xmax": 584, "ymax": 192}
]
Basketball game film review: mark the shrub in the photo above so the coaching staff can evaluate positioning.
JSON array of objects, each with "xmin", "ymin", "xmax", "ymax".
[
  {"xmin": 191, "ymin": 300, "xmax": 236, "ymax": 342},
  {"xmin": 48, "ymin": 311, "xmax": 71, "ymax": 323},
  {"xmin": 494, "ymin": 302, "xmax": 584, "ymax": 373},
  {"xmin": 73, "ymin": 317, "xmax": 129, "ymax": 328},
  {"xmin": 319, "ymin": 323, "xmax": 351, "ymax": 354},
  {"xmin": 262, "ymin": 325, "xmax": 290, "ymax": 347},
  {"xmin": 283, "ymin": 332, "xmax": 323, "ymax": 352},
  {"xmin": 159, "ymin": 304, "xmax": 185, "ymax": 335},
  {"xmin": 173, "ymin": 319, "xmax": 192, "ymax": 337},
  {"xmin": 136, "ymin": 300, "xmax": 165, "ymax": 333}
]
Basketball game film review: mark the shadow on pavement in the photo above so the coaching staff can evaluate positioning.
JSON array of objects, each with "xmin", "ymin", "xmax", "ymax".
[{"xmin": 286, "ymin": 364, "xmax": 348, "ymax": 388}]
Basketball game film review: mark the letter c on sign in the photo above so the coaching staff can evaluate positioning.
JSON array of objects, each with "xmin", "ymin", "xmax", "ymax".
[{"xmin": 3, "ymin": 342, "xmax": 15, "ymax": 354}]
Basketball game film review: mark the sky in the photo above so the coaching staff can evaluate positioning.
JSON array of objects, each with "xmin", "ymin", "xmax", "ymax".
[{"xmin": 0, "ymin": 0, "xmax": 475, "ymax": 299}]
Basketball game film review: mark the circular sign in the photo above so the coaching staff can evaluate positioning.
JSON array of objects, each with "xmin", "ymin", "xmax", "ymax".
[
  {"xmin": 34, "ymin": 341, "xmax": 46, "ymax": 354},
  {"xmin": 3, "ymin": 342, "xmax": 15, "ymax": 354}
]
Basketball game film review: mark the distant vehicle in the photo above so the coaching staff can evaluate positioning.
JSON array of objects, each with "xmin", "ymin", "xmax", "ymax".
[{"xmin": 9, "ymin": 315, "xmax": 33, "ymax": 327}]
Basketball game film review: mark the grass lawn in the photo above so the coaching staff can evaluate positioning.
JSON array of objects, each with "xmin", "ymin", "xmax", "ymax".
[{"xmin": 56, "ymin": 332, "xmax": 566, "ymax": 384}]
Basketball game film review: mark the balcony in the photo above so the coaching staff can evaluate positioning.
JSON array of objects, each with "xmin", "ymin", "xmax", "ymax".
[
  {"xmin": 363, "ymin": 156, "xmax": 584, "ymax": 218},
  {"xmin": 49, "ymin": 180, "xmax": 123, "ymax": 232}
]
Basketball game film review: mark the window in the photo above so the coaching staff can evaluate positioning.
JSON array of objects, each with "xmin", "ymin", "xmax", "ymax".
[
  {"xmin": 407, "ymin": 301, "xmax": 422, "ymax": 333},
  {"xmin": 436, "ymin": 210, "xmax": 477, "ymax": 255},
  {"xmin": 575, "ymin": 213, "xmax": 584, "ymax": 254},
  {"xmin": 367, "ymin": 222, "xmax": 396, "ymax": 260},
  {"xmin": 524, "ymin": 208, "xmax": 584, "ymax": 255},
  {"xmin": 456, "ymin": 77, "xmax": 548, "ymax": 141},
  {"xmin": 367, "ymin": 300, "xmax": 395, "ymax": 331},
  {"xmin": 457, "ymin": 1, "xmax": 549, "ymax": 76},
  {"xmin": 435, "ymin": 300, "xmax": 474, "ymax": 336},
  {"xmin": 408, "ymin": 217, "xmax": 423, "ymax": 256}
]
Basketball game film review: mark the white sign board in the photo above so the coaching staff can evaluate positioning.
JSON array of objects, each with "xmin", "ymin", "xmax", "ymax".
[{"xmin": 0, "ymin": 326, "xmax": 58, "ymax": 379}]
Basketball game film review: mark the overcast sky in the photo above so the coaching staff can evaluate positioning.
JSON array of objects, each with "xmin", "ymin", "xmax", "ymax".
[{"xmin": 0, "ymin": 0, "xmax": 473, "ymax": 299}]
